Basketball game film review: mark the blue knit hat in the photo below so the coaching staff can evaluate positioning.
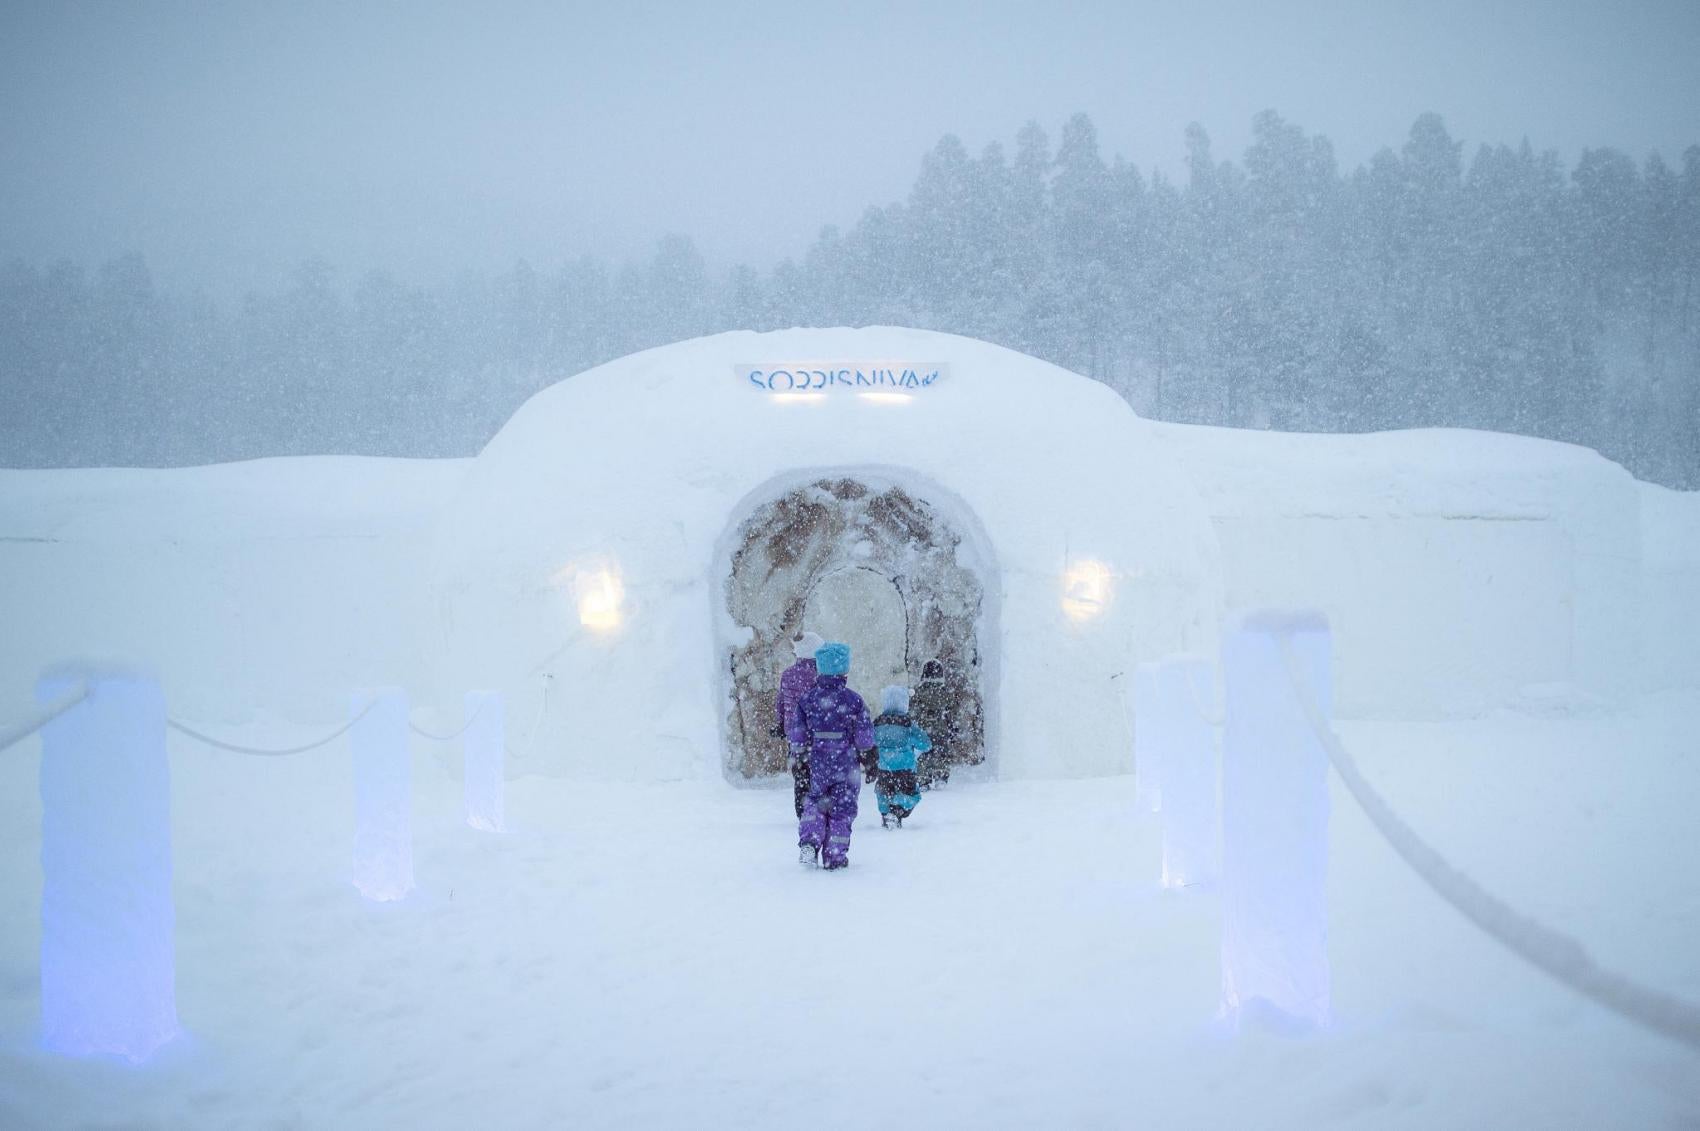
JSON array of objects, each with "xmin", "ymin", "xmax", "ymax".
[{"xmin": 815, "ymin": 642, "xmax": 851, "ymax": 677}]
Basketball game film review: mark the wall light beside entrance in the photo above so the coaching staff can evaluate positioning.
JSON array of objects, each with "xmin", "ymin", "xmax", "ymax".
[
  {"xmin": 1062, "ymin": 559, "xmax": 1115, "ymax": 622},
  {"xmin": 553, "ymin": 561, "xmax": 625, "ymax": 633}
]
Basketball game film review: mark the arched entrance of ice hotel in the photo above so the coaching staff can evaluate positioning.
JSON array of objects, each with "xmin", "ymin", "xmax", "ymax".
[{"xmin": 717, "ymin": 472, "xmax": 996, "ymax": 781}]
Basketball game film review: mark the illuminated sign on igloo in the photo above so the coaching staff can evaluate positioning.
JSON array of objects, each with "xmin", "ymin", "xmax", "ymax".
[{"xmin": 736, "ymin": 362, "xmax": 949, "ymax": 394}]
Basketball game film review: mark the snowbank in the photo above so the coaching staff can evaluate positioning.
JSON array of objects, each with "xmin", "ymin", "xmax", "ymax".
[
  {"xmin": 0, "ymin": 458, "xmax": 467, "ymax": 724},
  {"xmin": 1163, "ymin": 425, "xmax": 1649, "ymax": 717},
  {"xmin": 1639, "ymin": 482, "xmax": 1700, "ymax": 692},
  {"xmin": 1, "ymin": 328, "xmax": 1695, "ymax": 771}
]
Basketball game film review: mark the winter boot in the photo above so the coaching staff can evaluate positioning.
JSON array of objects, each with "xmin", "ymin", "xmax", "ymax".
[{"xmin": 799, "ymin": 843, "xmax": 819, "ymax": 867}]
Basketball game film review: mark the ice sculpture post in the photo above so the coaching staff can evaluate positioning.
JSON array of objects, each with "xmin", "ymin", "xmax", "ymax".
[
  {"xmin": 36, "ymin": 670, "xmax": 179, "ymax": 1061},
  {"xmin": 1220, "ymin": 613, "xmax": 1331, "ymax": 1031},
  {"xmin": 1131, "ymin": 664, "xmax": 1162, "ymax": 813},
  {"xmin": 1158, "ymin": 657, "xmax": 1220, "ymax": 890},
  {"xmin": 462, "ymin": 690, "xmax": 505, "ymax": 832},
  {"xmin": 351, "ymin": 688, "xmax": 413, "ymax": 902}
]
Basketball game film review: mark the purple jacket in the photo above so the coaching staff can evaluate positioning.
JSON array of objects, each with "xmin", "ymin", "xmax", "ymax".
[
  {"xmin": 776, "ymin": 658, "xmax": 817, "ymax": 736},
  {"xmin": 785, "ymin": 674, "xmax": 875, "ymax": 784}
]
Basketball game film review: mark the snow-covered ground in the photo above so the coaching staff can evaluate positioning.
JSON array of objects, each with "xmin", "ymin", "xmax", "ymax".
[{"xmin": 3, "ymin": 694, "xmax": 1697, "ymax": 1129}]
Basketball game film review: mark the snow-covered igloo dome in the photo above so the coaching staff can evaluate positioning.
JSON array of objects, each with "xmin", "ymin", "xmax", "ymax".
[{"xmin": 427, "ymin": 327, "xmax": 1223, "ymax": 781}]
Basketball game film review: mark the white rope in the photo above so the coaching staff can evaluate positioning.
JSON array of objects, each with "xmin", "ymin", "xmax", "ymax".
[
  {"xmin": 0, "ymin": 683, "xmax": 90, "ymax": 754},
  {"xmin": 1276, "ymin": 633, "xmax": 1700, "ymax": 1052},
  {"xmin": 1180, "ymin": 663, "xmax": 1226, "ymax": 727},
  {"xmin": 407, "ymin": 701, "xmax": 486, "ymax": 743},
  {"xmin": 167, "ymin": 699, "xmax": 379, "ymax": 757}
]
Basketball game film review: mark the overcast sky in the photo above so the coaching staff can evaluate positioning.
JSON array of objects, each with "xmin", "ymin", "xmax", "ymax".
[{"xmin": 3, "ymin": 0, "xmax": 1697, "ymax": 297}]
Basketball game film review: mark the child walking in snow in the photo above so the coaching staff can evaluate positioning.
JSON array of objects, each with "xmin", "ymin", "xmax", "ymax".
[
  {"xmin": 873, "ymin": 684, "xmax": 932, "ymax": 829},
  {"xmin": 785, "ymin": 642, "xmax": 875, "ymax": 870}
]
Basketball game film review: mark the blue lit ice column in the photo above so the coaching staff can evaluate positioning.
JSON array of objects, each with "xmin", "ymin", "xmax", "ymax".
[
  {"xmin": 1158, "ymin": 657, "xmax": 1220, "ymax": 890},
  {"xmin": 351, "ymin": 688, "xmax": 413, "ymax": 902},
  {"xmin": 462, "ymin": 690, "xmax": 505, "ymax": 832},
  {"xmin": 1131, "ymin": 663, "xmax": 1162, "ymax": 813},
  {"xmin": 36, "ymin": 672, "xmax": 179, "ymax": 1062},
  {"xmin": 1220, "ymin": 613, "xmax": 1331, "ymax": 1030}
]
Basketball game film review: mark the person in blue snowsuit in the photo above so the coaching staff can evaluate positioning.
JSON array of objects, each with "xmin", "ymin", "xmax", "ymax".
[{"xmin": 872, "ymin": 684, "xmax": 931, "ymax": 829}]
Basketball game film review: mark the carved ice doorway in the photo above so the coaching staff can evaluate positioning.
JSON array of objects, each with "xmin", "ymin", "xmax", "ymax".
[{"xmin": 719, "ymin": 473, "xmax": 993, "ymax": 782}]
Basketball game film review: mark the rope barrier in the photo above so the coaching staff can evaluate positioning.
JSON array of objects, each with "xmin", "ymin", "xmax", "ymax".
[
  {"xmin": 0, "ymin": 683, "xmax": 90, "ymax": 755},
  {"xmin": 1179, "ymin": 663, "xmax": 1226, "ymax": 727},
  {"xmin": 407, "ymin": 702, "xmax": 485, "ymax": 743},
  {"xmin": 1276, "ymin": 633, "xmax": 1700, "ymax": 1052},
  {"xmin": 166, "ymin": 699, "xmax": 380, "ymax": 757}
]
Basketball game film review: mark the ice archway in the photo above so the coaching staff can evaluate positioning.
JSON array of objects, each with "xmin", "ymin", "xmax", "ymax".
[{"xmin": 718, "ymin": 471, "xmax": 994, "ymax": 781}]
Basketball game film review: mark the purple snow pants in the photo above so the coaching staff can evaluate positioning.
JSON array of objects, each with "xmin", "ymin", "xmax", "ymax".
[{"xmin": 798, "ymin": 773, "xmax": 861, "ymax": 867}]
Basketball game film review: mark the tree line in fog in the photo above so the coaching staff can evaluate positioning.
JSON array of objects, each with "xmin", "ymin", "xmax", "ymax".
[{"xmin": 3, "ymin": 111, "xmax": 1697, "ymax": 487}]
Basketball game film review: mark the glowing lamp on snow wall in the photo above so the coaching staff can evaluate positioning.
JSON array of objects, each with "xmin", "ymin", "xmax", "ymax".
[
  {"xmin": 1061, "ymin": 559, "xmax": 1115, "ymax": 622},
  {"xmin": 557, "ymin": 562, "xmax": 625, "ymax": 633}
]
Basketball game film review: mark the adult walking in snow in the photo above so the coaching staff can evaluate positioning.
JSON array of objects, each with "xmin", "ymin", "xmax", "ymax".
[
  {"xmin": 785, "ymin": 642, "xmax": 876, "ymax": 870},
  {"xmin": 774, "ymin": 630, "xmax": 824, "ymax": 818},
  {"xmin": 912, "ymin": 659, "xmax": 958, "ymax": 788}
]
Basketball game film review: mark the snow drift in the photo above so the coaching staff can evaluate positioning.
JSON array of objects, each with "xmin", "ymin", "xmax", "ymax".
[{"xmin": 0, "ymin": 327, "xmax": 1694, "ymax": 782}]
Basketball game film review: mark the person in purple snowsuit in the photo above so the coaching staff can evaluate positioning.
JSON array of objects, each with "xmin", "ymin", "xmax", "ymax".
[
  {"xmin": 774, "ymin": 631, "xmax": 824, "ymax": 819},
  {"xmin": 785, "ymin": 642, "xmax": 876, "ymax": 870}
]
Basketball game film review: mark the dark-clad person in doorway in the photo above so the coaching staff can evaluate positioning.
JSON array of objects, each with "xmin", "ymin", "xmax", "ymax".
[{"xmin": 774, "ymin": 631, "xmax": 823, "ymax": 818}]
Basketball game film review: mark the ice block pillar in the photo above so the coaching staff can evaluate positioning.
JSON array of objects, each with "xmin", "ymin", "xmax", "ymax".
[
  {"xmin": 36, "ymin": 671, "xmax": 179, "ymax": 1061},
  {"xmin": 351, "ymin": 688, "xmax": 413, "ymax": 902},
  {"xmin": 1131, "ymin": 664, "xmax": 1162, "ymax": 813},
  {"xmin": 1158, "ymin": 657, "xmax": 1220, "ymax": 890},
  {"xmin": 1220, "ymin": 613, "xmax": 1331, "ymax": 1031},
  {"xmin": 463, "ymin": 690, "xmax": 505, "ymax": 833}
]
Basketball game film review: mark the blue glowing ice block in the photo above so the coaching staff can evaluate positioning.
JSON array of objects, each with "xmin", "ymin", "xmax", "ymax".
[
  {"xmin": 462, "ymin": 690, "xmax": 505, "ymax": 832},
  {"xmin": 1132, "ymin": 663, "xmax": 1162, "ymax": 813},
  {"xmin": 1158, "ymin": 657, "xmax": 1220, "ymax": 890},
  {"xmin": 351, "ymin": 688, "xmax": 413, "ymax": 902},
  {"xmin": 1220, "ymin": 613, "xmax": 1331, "ymax": 1031},
  {"xmin": 36, "ymin": 671, "xmax": 179, "ymax": 1061}
]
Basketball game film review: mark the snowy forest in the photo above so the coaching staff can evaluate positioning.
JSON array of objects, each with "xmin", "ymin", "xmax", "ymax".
[{"xmin": 3, "ymin": 110, "xmax": 1697, "ymax": 488}]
